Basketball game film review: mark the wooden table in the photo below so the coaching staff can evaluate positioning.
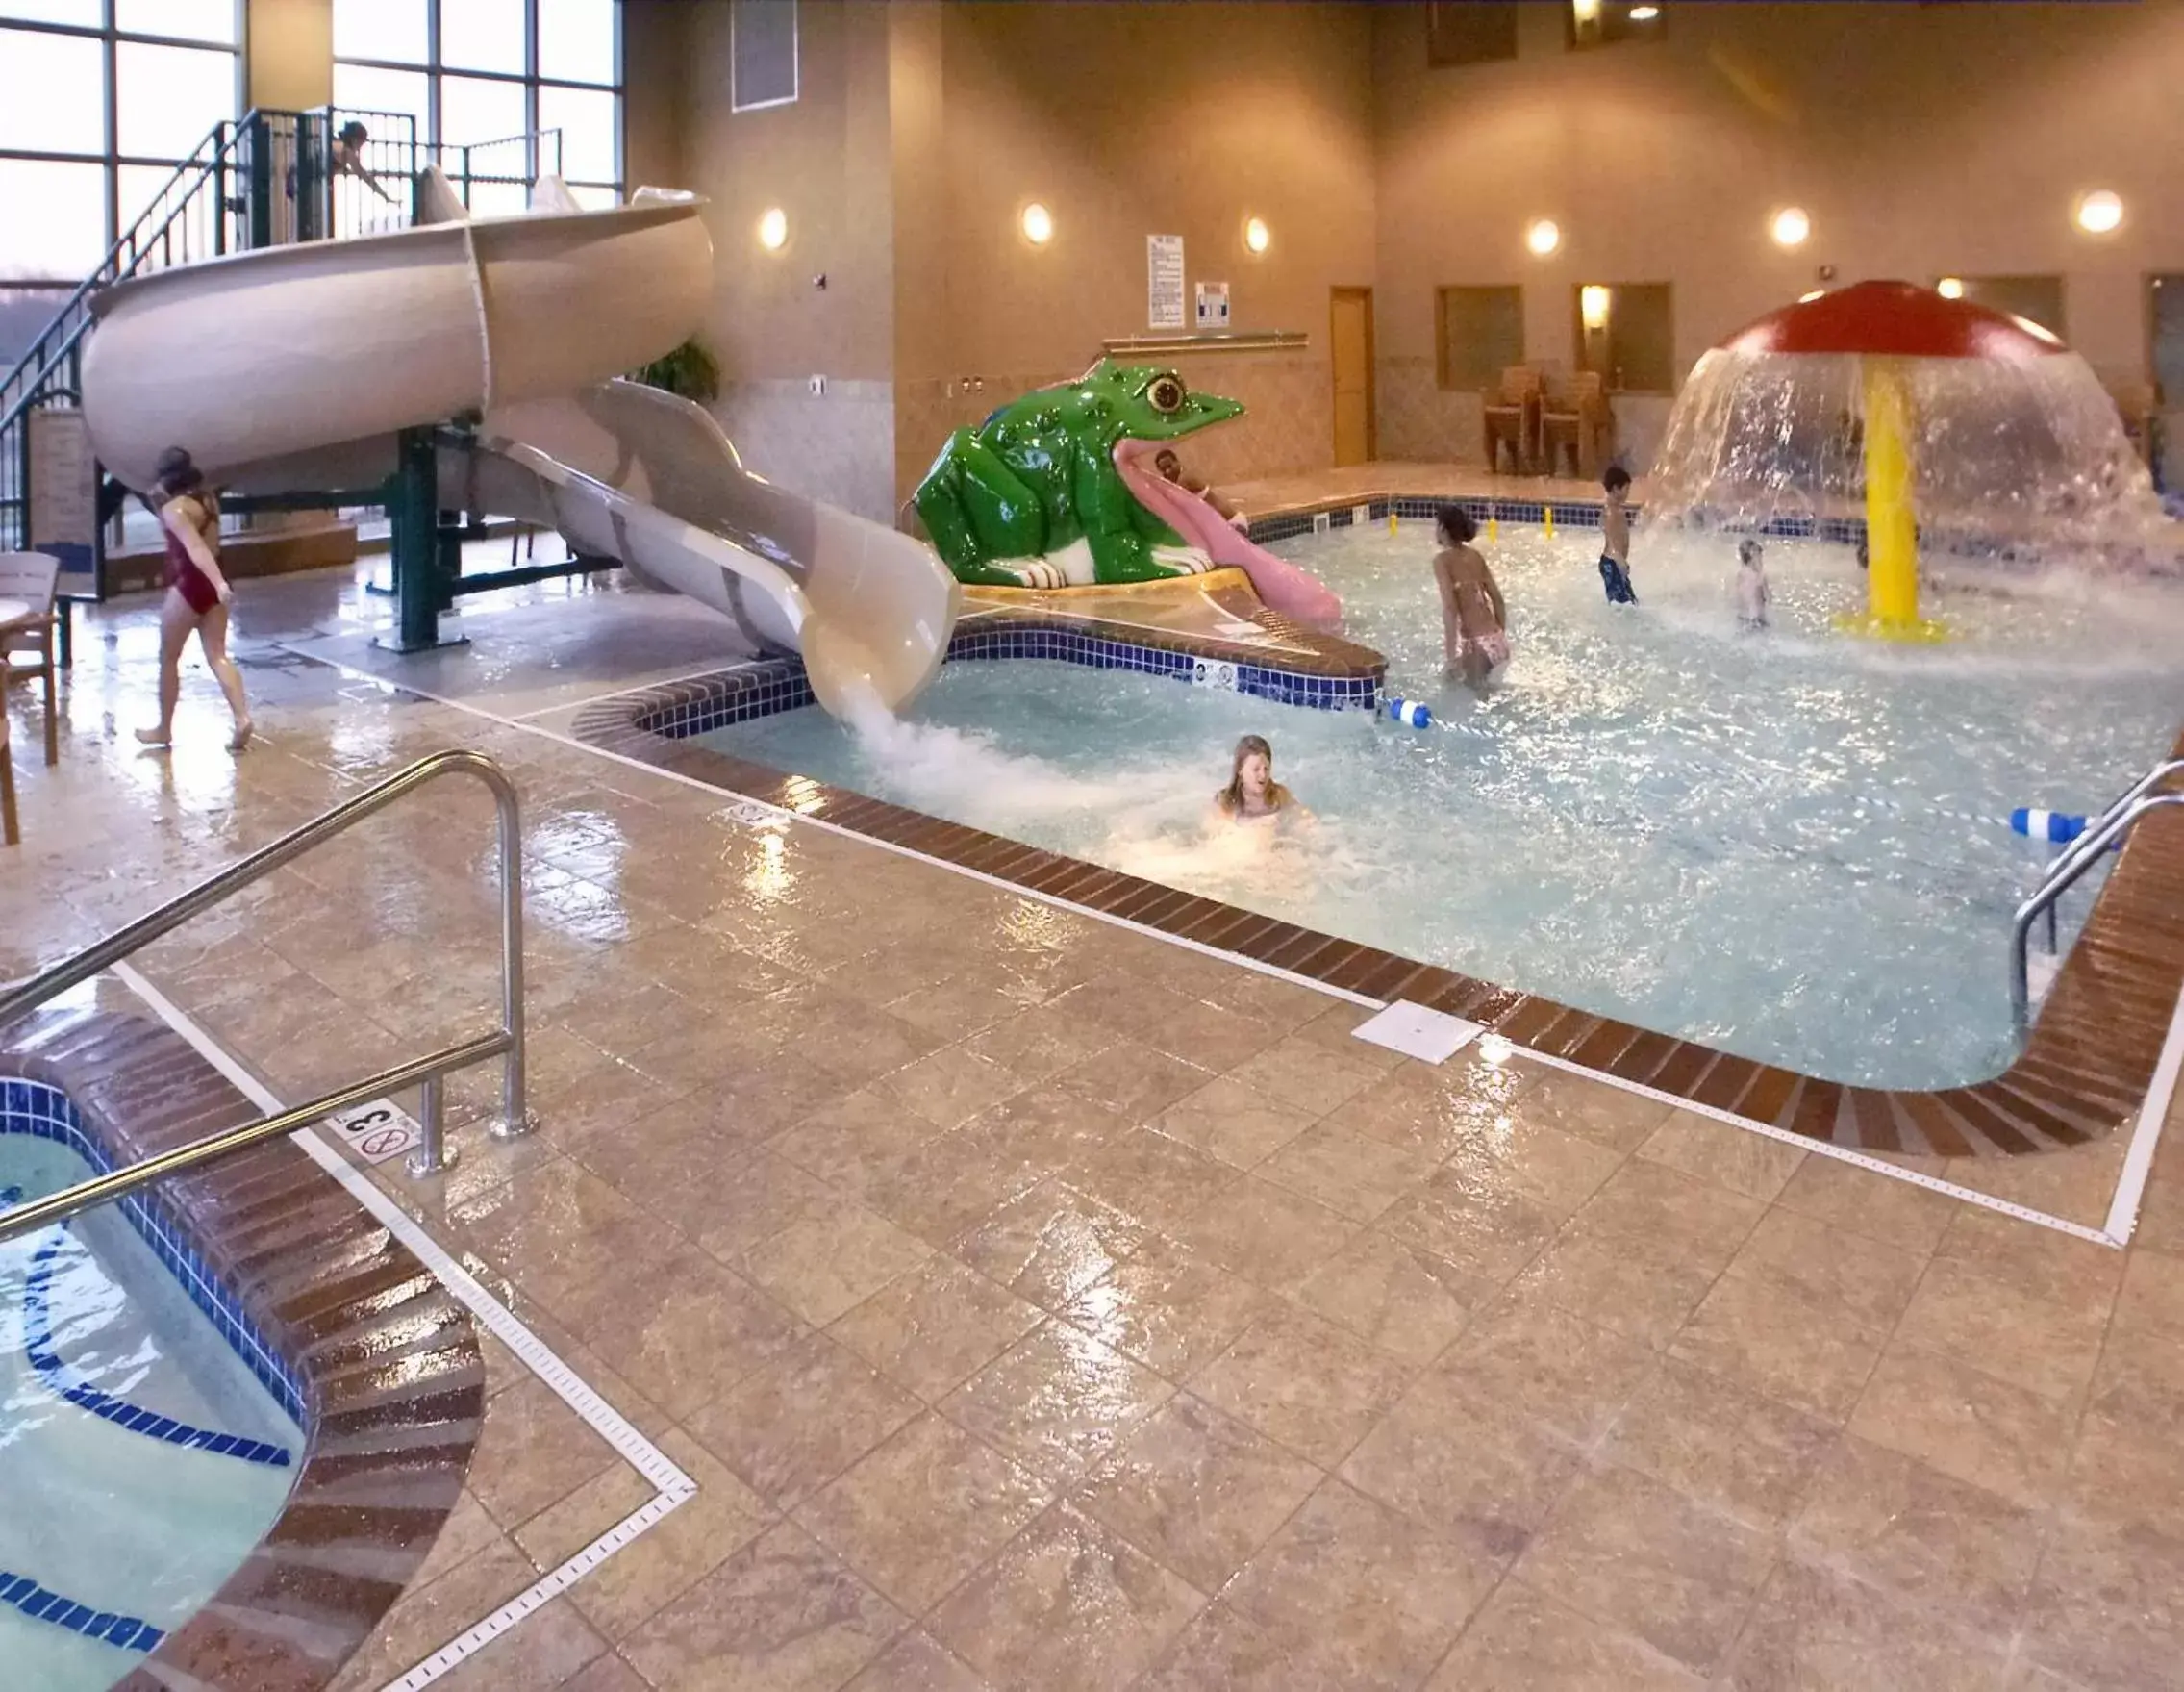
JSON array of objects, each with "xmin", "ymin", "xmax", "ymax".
[{"xmin": 0, "ymin": 598, "xmax": 22, "ymax": 844}]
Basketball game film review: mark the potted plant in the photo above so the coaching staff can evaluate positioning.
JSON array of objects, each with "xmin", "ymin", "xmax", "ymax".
[{"xmin": 630, "ymin": 338, "xmax": 720, "ymax": 404}]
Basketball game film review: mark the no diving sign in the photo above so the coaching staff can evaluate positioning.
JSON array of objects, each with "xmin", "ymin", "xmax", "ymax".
[{"xmin": 327, "ymin": 1100, "xmax": 421, "ymax": 1166}]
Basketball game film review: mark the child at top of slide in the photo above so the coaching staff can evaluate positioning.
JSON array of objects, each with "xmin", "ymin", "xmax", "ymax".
[
  {"xmin": 1735, "ymin": 538, "xmax": 1770, "ymax": 631},
  {"xmin": 1598, "ymin": 466, "xmax": 1638, "ymax": 605},
  {"xmin": 1432, "ymin": 504, "xmax": 1509, "ymax": 688}
]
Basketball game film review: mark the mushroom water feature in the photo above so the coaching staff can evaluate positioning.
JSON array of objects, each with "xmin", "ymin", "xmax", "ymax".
[{"xmin": 1644, "ymin": 280, "xmax": 2175, "ymax": 641}]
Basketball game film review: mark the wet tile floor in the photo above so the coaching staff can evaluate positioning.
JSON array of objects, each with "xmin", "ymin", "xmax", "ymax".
[{"xmin": 5, "ymin": 561, "xmax": 2184, "ymax": 1691}]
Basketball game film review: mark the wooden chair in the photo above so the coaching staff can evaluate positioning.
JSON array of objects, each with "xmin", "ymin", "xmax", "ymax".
[
  {"xmin": 1482, "ymin": 366, "xmax": 1543, "ymax": 476},
  {"xmin": 1541, "ymin": 371, "xmax": 1614, "ymax": 480},
  {"xmin": 0, "ymin": 551, "xmax": 61, "ymax": 767},
  {"xmin": 1, "ymin": 702, "xmax": 16, "ymax": 846},
  {"xmin": 2108, "ymin": 381, "xmax": 2156, "ymax": 470}
]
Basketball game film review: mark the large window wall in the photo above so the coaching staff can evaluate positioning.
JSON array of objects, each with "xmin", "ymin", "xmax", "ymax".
[
  {"xmin": 0, "ymin": 0, "xmax": 242, "ymax": 285},
  {"xmin": 333, "ymin": 0, "xmax": 622, "ymax": 214}
]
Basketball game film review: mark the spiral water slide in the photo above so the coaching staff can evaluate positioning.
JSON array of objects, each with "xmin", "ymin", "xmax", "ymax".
[{"xmin": 78, "ymin": 174, "xmax": 960, "ymax": 717}]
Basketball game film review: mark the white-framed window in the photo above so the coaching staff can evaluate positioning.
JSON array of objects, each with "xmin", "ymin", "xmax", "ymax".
[
  {"xmin": 333, "ymin": 0, "xmax": 622, "ymax": 210},
  {"xmin": 0, "ymin": 0, "xmax": 242, "ymax": 284}
]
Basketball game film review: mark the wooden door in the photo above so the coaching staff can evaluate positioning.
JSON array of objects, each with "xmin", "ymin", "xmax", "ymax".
[{"xmin": 1330, "ymin": 286, "xmax": 1375, "ymax": 467}]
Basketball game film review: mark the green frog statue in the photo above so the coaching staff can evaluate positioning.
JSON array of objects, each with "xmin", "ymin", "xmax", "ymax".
[
  {"xmin": 912, "ymin": 360, "xmax": 1343, "ymax": 627},
  {"xmin": 913, "ymin": 360, "xmax": 1243, "ymax": 590}
]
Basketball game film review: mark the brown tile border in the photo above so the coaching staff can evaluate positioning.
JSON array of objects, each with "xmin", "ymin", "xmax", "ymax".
[
  {"xmin": 3, "ymin": 1006, "xmax": 481, "ymax": 1691},
  {"xmin": 577, "ymin": 671, "xmax": 2184, "ymax": 1161}
]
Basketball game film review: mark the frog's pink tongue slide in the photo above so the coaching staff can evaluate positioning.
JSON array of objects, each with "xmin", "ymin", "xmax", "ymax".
[{"xmin": 1115, "ymin": 439, "xmax": 1344, "ymax": 631}]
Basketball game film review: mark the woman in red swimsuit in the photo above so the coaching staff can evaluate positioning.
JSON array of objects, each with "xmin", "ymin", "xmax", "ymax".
[{"xmin": 137, "ymin": 446, "xmax": 251, "ymax": 751}]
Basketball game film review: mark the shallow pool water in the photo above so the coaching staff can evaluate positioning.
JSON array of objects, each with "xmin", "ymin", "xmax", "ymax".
[
  {"xmin": 705, "ymin": 524, "xmax": 2184, "ymax": 1089},
  {"xmin": 2, "ymin": 1130, "xmax": 300, "ymax": 1688}
]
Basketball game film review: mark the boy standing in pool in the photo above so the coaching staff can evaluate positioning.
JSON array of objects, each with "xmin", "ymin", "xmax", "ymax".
[
  {"xmin": 1735, "ymin": 538, "xmax": 1770, "ymax": 631},
  {"xmin": 1599, "ymin": 466, "xmax": 1638, "ymax": 604}
]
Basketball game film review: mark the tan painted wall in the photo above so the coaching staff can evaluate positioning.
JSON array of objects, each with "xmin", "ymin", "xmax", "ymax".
[
  {"xmin": 680, "ymin": 0, "xmax": 899, "ymax": 519},
  {"xmin": 245, "ymin": 0, "xmax": 332, "ymax": 110},
  {"xmin": 894, "ymin": 1, "xmax": 1378, "ymax": 499},
  {"xmin": 621, "ymin": 0, "xmax": 687, "ymax": 191},
  {"xmin": 1374, "ymin": 1, "xmax": 2184, "ymax": 469}
]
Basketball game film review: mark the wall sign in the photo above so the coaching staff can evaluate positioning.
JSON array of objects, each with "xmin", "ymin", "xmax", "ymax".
[
  {"xmin": 27, "ymin": 407, "xmax": 97, "ymax": 597},
  {"xmin": 1195, "ymin": 281, "xmax": 1231, "ymax": 329},
  {"xmin": 1146, "ymin": 234, "xmax": 1185, "ymax": 331}
]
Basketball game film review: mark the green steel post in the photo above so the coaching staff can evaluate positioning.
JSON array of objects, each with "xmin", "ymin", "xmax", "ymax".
[
  {"xmin": 378, "ymin": 427, "xmax": 466, "ymax": 654},
  {"xmin": 247, "ymin": 113, "xmax": 271, "ymax": 251}
]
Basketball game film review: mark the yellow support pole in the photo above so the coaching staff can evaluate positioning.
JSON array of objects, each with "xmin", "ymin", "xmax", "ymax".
[{"xmin": 1838, "ymin": 355, "xmax": 1946, "ymax": 641}]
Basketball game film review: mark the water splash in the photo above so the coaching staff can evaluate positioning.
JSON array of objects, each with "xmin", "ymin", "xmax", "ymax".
[{"xmin": 1644, "ymin": 347, "xmax": 2180, "ymax": 573}]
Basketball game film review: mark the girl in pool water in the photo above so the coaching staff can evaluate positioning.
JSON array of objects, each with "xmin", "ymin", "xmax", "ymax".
[
  {"xmin": 1433, "ymin": 504, "xmax": 1509, "ymax": 687},
  {"xmin": 1216, "ymin": 734, "xmax": 1300, "ymax": 821}
]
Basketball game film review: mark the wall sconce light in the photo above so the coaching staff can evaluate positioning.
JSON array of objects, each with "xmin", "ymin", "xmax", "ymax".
[
  {"xmin": 756, "ymin": 207, "xmax": 788, "ymax": 250},
  {"xmin": 1243, "ymin": 215, "xmax": 1270, "ymax": 256},
  {"xmin": 1936, "ymin": 276, "xmax": 1965, "ymax": 300},
  {"xmin": 1526, "ymin": 218, "xmax": 1561, "ymax": 257},
  {"xmin": 1770, "ymin": 206, "xmax": 1810, "ymax": 248},
  {"xmin": 1629, "ymin": 4, "xmax": 1661, "ymax": 19},
  {"xmin": 2074, "ymin": 189, "xmax": 2122, "ymax": 235},
  {"xmin": 1579, "ymin": 284, "xmax": 1612, "ymax": 330},
  {"xmin": 1572, "ymin": 0, "xmax": 1603, "ymax": 26},
  {"xmin": 1020, "ymin": 202, "xmax": 1054, "ymax": 245}
]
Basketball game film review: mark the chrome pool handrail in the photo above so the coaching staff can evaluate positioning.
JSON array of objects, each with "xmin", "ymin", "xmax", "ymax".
[
  {"xmin": 0, "ymin": 749, "xmax": 533, "ymax": 1229},
  {"xmin": 2011, "ymin": 788, "xmax": 2184, "ymax": 1027},
  {"xmin": 0, "ymin": 1032, "xmax": 507, "ymax": 1244},
  {"xmin": 2035, "ymin": 759, "xmax": 2184, "ymax": 895}
]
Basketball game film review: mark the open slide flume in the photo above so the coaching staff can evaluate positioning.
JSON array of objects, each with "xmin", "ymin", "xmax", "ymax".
[{"xmin": 78, "ymin": 170, "xmax": 960, "ymax": 718}]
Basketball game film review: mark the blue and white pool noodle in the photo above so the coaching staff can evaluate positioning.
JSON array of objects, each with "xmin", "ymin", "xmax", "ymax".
[
  {"xmin": 1386, "ymin": 697, "xmax": 1432, "ymax": 729},
  {"xmin": 2011, "ymin": 808, "xmax": 2084, "ymax": 843},
  {"xmin": 2010, "ymin": 808, "xmax": 2119, "ymax": 852}
]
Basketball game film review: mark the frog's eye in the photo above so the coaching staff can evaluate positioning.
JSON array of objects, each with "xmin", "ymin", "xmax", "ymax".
[{"xmin": 1146, "ymin": 375, "xmax": 1186, "ymax": 415}]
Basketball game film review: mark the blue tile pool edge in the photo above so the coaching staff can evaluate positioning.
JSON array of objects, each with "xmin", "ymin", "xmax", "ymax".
[
  {"xmin": 634, "ymin": 623, "xmax": 1381, "ymax": 741},
  {"xmin": 0, "ymin": 1570, "xmax": 165, "ymax": 1654},
  {"xmin": 2, "ymin": 1078, "xmax": 307, "ymax": 1426}
]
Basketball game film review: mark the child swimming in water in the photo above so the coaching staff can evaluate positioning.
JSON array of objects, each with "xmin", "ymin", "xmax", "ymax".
[
  {"xmin": 1433, "ymin": 504, "xmax": 1509, "ymax": 687},
  {"xmin": 1216, "ymin": 734, "xmax": 1298, "ymax": 821},
  {"xmin": 1599, "ymin": 466, "xmax": 1638, "ymax": 604},
  {"xmin": 1735, "ymin": 538, "xmax": 1770, "ymax": 631}
]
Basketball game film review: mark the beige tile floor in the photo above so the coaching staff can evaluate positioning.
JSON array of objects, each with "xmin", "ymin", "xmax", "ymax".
[{"xmin": 5, "ymin": 562, "xmax": 2184, "ymax": 1691}]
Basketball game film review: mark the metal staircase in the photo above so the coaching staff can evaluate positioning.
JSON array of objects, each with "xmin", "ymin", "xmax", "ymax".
[{"xmin": 0, "ymin": 108, "xmax": 560, "ymax": 578}]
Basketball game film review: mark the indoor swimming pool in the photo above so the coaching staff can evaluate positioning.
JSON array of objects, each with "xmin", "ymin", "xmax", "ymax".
[
  {"xmin": 1, "ymin": 1108, "xmax": 301, "ymax": 1689},
  {"xmin": 703, "ymin": 524, "xmax": 2184, "ymax": 1091}
]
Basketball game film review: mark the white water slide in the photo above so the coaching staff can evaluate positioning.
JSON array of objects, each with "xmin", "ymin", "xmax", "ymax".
[{"xmin": 79, "ymin": 172, "xmax": 960, "ymax": 717}]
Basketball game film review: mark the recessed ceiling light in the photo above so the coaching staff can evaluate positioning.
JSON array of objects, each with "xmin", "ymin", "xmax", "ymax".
[
  {"xmin": 756, "ymin": 207, "xmax": 787, "ymax": 250},
  {"xmin": 1020, "ymin": 202, "xmax": 1053, "ymax": 245},
  {"xmin": 1770, "ymin": 207, "xmax": 1811, "ymax": 248}
]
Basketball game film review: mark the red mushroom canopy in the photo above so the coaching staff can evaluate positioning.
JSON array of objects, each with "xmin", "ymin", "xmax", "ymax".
[{"xmin": 1717, "ymin": 280, "xmax": 2065, "ymax": 365}]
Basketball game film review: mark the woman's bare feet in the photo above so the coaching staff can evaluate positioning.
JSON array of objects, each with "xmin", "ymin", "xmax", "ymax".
[
  {"xmin": 227, "ymin": 718, "xmax": 254, "ymax": 752},
  {"xmin": 135, "ymin": 726, "xmax": 172, "ymax": 748}
]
